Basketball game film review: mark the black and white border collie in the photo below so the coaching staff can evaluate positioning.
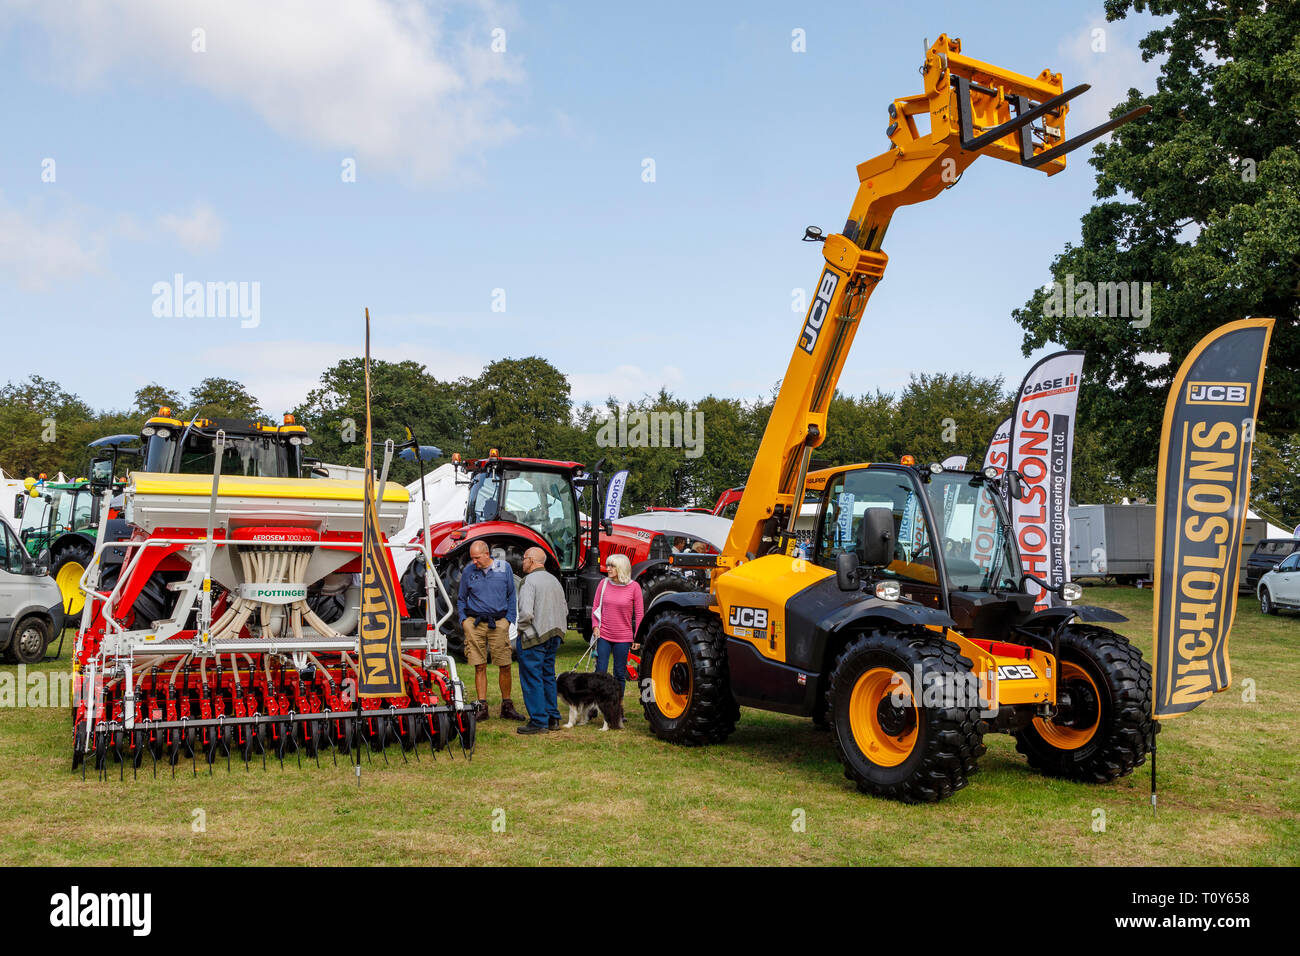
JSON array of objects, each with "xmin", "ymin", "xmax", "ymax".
[{"xmin": 556, "ymin": 671, "xmax": 624, "ymax": 731}]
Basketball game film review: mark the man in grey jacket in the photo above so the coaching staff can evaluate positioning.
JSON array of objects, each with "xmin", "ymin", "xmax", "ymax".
[{"xmin": 515, "ymin": 547, "xmax": 567, "ymax": 734}]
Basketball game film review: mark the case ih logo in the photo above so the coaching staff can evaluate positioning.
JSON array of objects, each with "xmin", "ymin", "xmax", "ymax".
[
  {"xmin": 727, "ymin": 605, "xmax": 769, "ymax": 630},
  {"xmin": 1186, "ymin": 381, "xmax": 1250, "ymax": 406},
  {"xmin": 1021, "ymin": 372, "xmax": 1079, "ymax": 398},
  {"xmin": 799, "ymin": 271, "xmax": 839, "ymax": 353}
]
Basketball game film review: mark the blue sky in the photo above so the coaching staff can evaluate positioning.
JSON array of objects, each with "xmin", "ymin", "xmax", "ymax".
[{"xmin": 0, "ymin": 0, "xmax": 1164, "ymax": 418}]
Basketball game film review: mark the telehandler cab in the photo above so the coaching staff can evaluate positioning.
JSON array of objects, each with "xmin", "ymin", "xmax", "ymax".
[{"xmin": 635, "ymin": 36, "xmax": 1155, "ymax": 801}]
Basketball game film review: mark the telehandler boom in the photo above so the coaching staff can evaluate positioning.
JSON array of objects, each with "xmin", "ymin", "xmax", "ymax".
[{"xmin": 637, "ymin": 36, "xmax": 1154, "ymax": 801}]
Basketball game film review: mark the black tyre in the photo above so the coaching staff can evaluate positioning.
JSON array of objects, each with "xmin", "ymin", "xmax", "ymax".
[
  {"xmin": 639, "ymin": 569, "xmax": 702, "ymax": 609},
  {"xmin": 1014, "ymin": 624, "xmax": 1156, "ymax": 784},
  {"xmin": 307, "ymin": 586, "xmax": 346, "ymax": 624},
  {"xmin": 827, "ymin": 629, "xmax": 985, "ymax": 803},
  {"xmin": 9, "ymin": 615, "xmax": 50, "ymax": 665},
  {"xmin": 404, "ymin": 558, "xmax": 468, "ymax": 660},
  {"xmin": 1259, "ymin": 587, "xmax": 1277, "ymax": 616},
  {"xmin": 99, "ymin": 565, "xmax": 180, "ymax": 628},
  {"xmin": 640, "ymin": 609, "xmax": 739, "ymax": 746},
  {"xmin": 51, "ymin": 539, "xmax": 95, "ymax": 616}
]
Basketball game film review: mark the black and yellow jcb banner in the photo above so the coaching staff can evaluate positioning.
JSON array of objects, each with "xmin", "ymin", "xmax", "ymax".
[
  {"xmin": 358, "ymin": 308, "xmax": 402, "ymax": 698},
  {"xmin": 1153, "ymin": 317, "xmax": 1274, "ymax": 719}
]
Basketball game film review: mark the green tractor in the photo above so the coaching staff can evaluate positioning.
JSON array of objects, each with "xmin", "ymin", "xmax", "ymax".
[{"xmin": 16, "ymin": 435, "xmax": 139, "ymax": 616}]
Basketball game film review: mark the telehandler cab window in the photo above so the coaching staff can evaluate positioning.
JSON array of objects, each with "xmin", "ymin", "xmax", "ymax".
[
  {"xmin": 924, "ymin": 472, "xmax": 1021, "ymax": 592},
  {"xmin": 817, "ymin": 470, "xmax": 938, "ymax": 586}
]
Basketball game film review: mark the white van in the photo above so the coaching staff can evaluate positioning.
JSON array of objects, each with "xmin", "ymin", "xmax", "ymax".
[{"xmin": 0, "ymin": 515, "xmax": 66, "ymax": 664}]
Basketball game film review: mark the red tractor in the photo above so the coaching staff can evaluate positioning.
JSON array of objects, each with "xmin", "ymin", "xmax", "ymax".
[{"xmin": 400, "ymin": 452, "xmax": 695, "ymax": 658}]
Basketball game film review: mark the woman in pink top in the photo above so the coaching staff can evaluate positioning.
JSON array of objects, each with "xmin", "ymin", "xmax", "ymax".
[{"xmin": 592, "ymin": 553, "xmax": 643, "ymax": 697}]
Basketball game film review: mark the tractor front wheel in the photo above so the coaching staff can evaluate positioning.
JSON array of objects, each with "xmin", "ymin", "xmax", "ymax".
[
  {"xmin": 52, "ymin": 540, "xmax": 95, "ymax": 617},
  {"xmin": 828, "ymin": 630, "xmax": 985, "ymax": 803},
  {"xmin": 640, "ymin": 609, "xmax": 739, "ymax": 746},
  {"xmin": 1014, "ymin": 624, "xmax": 1156, "ymax": 783}
]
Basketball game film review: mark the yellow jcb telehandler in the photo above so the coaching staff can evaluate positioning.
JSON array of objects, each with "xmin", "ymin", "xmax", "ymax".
[{"xmin": 635, "ymin": 35, "xmax": 1155, "ymax": 801}]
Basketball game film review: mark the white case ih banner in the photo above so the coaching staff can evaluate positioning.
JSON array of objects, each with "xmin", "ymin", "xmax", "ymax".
[
  {"xmin": 1009, "ymin": 351, "xmax": 1084, "ymax": 612},
  {"xmin": 1153, "ymin": 318, "xmax": 1274, "ymax": 719},
  {"xmin": 983, "ymin": 416, "xmax": 1012, "ymax": 475},
  {"xmin": 941, "ymin": 454, "xmax": 969, "ymax": 470}
]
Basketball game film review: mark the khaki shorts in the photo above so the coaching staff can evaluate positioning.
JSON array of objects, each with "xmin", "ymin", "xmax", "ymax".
[{"xmin": 463, "ymin": 617, "xmax": 511, "ymax": 667}]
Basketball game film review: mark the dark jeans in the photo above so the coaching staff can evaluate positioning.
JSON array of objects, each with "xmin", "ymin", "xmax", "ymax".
[
  {"xmin": 517, "ymin": 635, "xmax": 561, "ymax": 728},
  {"xmin": 596, "ymin": 638, "xmax": 631, "ymax": 697}
]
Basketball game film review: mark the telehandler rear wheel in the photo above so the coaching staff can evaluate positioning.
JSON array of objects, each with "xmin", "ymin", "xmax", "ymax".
[
  {"xmin": 640, "ymin": 609, "xmax": 739, "ymax": 746},
  {"xmin": 1014, "ymin": 624, "xmax": 1156, "ymax": 783},
  {"xmin": 828, "ymin": 630, "xmax": 984, "ymax": 803}
]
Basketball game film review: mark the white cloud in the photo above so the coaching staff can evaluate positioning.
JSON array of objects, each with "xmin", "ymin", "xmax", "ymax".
[
  {"xmin": 567, "ymin": 365, "xmax": 687, "ymax": 406},
  {"xmin": 158, "ymin": 203, "xmax": 223, "ymax": 251},
  {"xmin": 1057, "ymin": 15, "xmax": 1163, "ymax": 134},
  {"xmin": 0, "ymin": 197, "xmax": 102, "ymax": 291},
  {"xmin": 3, "ymin": 0, "xmax": 524, "ymax": 183}
]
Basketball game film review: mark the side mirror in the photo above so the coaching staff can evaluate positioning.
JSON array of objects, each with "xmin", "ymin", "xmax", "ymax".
[
  {"xmin": 835, "ymin": 551, "xmax": 860, "ymax": 591},
  {"xmin": 858, "ymin": 507, "xmax": 895, "ymax": 568},
  {"xmin": 89, "ymin": 456, "xmax": 113, "ymax": 487},
  {"xmin": 602, "ymin": 520, "xmax": 614, "ymax": 535},
  {"xmin": 13, "ymin": 494, "xmax": 23, "ymax": 518},
  {"xmin": 1006, "ymin": 470, "xmax": 1024, "ymax": 501},
  {"xmin": 310, "ymin": 466, "xmax": 330, "ymax": 479}
]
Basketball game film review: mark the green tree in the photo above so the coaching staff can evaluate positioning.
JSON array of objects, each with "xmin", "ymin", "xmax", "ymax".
[
  {"xmin": 187, "ymin": 377, "xmax": 264, "ymax": 421},
  {"xmin": 1013, "ymin": 0, "xmax": 1300, "ymax": 492},
  {"xmin": 459, "ymin": 357, "xmax": 572, "ymax": 458},
  {"xmin": 0, "ymin": 376, "xmax": 95, "ymax": 478},
  {"xmin": 294, "ymin": 358, "xmax": 461, "ymax": 484},
  {"xmin": 891, "ymin": 372, "xmax": 1007, "ymax": 466},
  {"xmin": 1251, "ymin": 431, "xmax": 1300, "ymax": 529},
  {"xmin": 133, "ymin": 383, "xmax": 182, "ymax": 417},
  {"xmin": 820, "ymin": 389, "xmax": 898, "ymax": 466}
]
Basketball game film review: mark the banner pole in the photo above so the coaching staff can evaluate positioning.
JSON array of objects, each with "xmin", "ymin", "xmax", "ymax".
[{"xmin": 1150, "ymin": 730, "xmax": 1157, "ymax": 816}]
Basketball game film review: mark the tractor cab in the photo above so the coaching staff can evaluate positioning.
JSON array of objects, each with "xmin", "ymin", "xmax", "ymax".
[
  {"xmin": 18, "ymin": 479, "xmax": 92, "ymax": 556},
  {"xmin": 810, "ymin": 462, "xmax": 1044, "ymax": 638},
  {"xmin": 461, "ymin": 454, "xmax": 582, "ymax": 570},
  {"xmin": 137, "ymin": 408, "xmax": 312, "ymax": 479}
]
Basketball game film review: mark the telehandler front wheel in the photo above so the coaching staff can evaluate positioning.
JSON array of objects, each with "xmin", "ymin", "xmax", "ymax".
[
  {"xmin": 828, "ymin": 630, "xmax": 984, "ymax": 803},
  {"xmin": 1014, "ymin": 624, "xmax": 1156, "ymax": 783},
  {"xmin": 640, "ymin": 609, "xmax": 739, "ymax": 746}
]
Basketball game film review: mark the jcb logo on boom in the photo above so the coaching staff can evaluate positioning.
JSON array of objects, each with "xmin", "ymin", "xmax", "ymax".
[
  {"xmin": 727, "ymin": 606, "xmax": 769, "ymax": 630},
  {"xmin": 798, "ymin": 271, "xmax": 839, "ymax": 354},
  {"xmin": 1186, "ymin": 381, "xmax": 1250, "ymax": 406}
]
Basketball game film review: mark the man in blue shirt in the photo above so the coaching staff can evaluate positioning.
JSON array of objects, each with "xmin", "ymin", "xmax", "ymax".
[{"xmin": 458, "ymin": 540, "xmax": 525, "ymax": 721}]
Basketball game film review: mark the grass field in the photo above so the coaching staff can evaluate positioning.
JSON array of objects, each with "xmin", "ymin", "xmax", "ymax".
[{"xmin": 0, "ymin": 586, "xmax": 1295, "ymax": 866}]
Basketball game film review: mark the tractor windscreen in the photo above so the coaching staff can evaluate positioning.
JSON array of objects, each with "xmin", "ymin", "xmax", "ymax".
[
  {"xmin": 143, "ymin": 431, "xmax": 301, "ymax": 477},
  {"xmin": 924, "ymin": 471, "xmax": 1021, "ymax": 592},
  {"xmin": 19, "ymin": 491, "xmax": 53, "ymax": 541},
  {"xmin": 468, "ymin": 466, "xmax": 579, "ymax": 569}
]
